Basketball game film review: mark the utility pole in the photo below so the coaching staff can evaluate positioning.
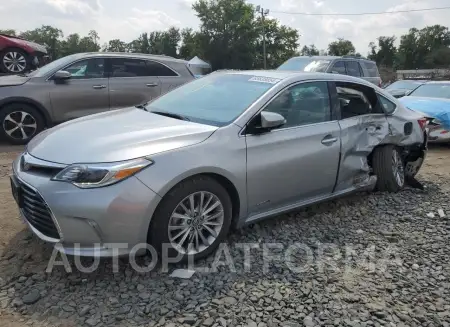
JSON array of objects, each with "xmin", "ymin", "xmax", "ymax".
[{"xmin": 255, "ymin": 5, "xmax": 269, "ymax": 69}]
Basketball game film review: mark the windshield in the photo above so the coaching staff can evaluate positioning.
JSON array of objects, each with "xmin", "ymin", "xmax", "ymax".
[
  {"xmin": 409, "ymin": 83, "xmax": 450, "ymax": 99},
  {"xmin": 386, "ymin": 80, "xmax": 422, "ymax": 91},
  {"xmin": 146, "ymin": 74, "xmax": 279, "ymax": 126},
  {"xmin": 277, "ymin": 58, "xmax": 330, "ymax": 72},
  {"xmin": 27, "ymin": 54, "xmax": 83, "ymax": 77}
]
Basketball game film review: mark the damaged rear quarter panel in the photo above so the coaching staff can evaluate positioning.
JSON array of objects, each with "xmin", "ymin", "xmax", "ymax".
[{"xmin": 335, "ymin": 107, "xmax": 424, "ymax": 192}]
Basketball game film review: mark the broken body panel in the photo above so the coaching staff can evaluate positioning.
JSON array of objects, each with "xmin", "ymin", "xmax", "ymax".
[{"xmin": 335, "ymin": 106, "xmax": 426, "ymax": 194}]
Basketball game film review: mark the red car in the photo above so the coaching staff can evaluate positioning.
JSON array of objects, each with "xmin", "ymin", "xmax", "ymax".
[{"xmin": 0, "ymin": 34, "xmax": 49, "ymax": 74}]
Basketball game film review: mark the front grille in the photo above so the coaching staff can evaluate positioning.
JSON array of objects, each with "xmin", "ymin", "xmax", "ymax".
[{"xmin": 19, "ymin": 181, "xmax": 59, "ymax": 240}]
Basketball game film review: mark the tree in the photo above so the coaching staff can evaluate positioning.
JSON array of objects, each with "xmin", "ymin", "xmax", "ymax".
[
  {"xmin": 59, "ymin": 31, "xmax": 100, "ymax": 57},
  {"xmin": 367, "ymin": 36, "xmax": 397, "ymax": 67},
  {"xmin": 254, "ymin": 17, "xmax": 299, "ymax": 68},
  {"xmin": 397, "ymin": 25, "xmax": 450, "ymax": 69},
  {"xmin": 106, "ymin": 39, "xmax": 127, "ymax": 52},
  {"xmin": 0, "ymin": 29, "xmax": 17, "ymax": 36},
  {"xmin": 300, "ymin": 44, "xmax": 319, "ymax": 56},
  {"xmin": 128, "ymin": 33, "xmax": 151, "ymax": 53},
  {"xmin": 20, "ymin": 25, "xmax": 63, "ymax": 59},
  {"xmin": 192, "ymin": 0, "xmax": 258, "ymax": 70},
  {"xmin": 149, "ymin": 27, "xmax": 181, "ymax": 57},
  {"xmin": 327, "ymin": 38, "xmax": 355, "ymax": 56},
  {"xmin": 88, "ymin": 30, "xmax": 100, "ymax": 48},
  {"xmin": 179, "ymin": 28, "xmax": 203, "ymax": 59}
]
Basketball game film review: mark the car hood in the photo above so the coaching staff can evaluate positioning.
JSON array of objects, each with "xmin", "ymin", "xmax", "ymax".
[
  {"xmin": 399, "ymin": 96, "xmax": 450, "ymax": 129},
  {"xmin": 0, "ymin": 75, "xmax": 30, "ymax": 87},
  {"xmin": 27, "ymin": 107, "xmax": 218, "ymax": 164}
]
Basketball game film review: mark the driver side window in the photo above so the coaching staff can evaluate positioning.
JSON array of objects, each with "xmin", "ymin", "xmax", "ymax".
[
  {"xmin": 63, "ymin": 58, "xmax": 105, "ymax": 79},
  {"xmin": 264, "ymin": 81, "xmax": 331, "ymax": 129}
]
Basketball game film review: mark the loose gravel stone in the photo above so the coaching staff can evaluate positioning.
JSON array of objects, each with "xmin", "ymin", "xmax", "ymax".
[
  {"xmin": 22, "ymin": 289, "xmax": 40, "ymax": 305},
  {"xmin": 1, "ymin": 173, "xmax": 450, "ymax": 327}
]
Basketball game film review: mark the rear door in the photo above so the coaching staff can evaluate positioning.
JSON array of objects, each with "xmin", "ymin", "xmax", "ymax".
[
  {"xmin": 331, "ymin": 80, "xmax": 389, "ymax": 191},
  {"xmin": 48, "ymin": 57, "xmax": 109, "ymax": 122},
  {"xmin": 108, "ymin": 57, "xmax": 161, "ymax": 110}
]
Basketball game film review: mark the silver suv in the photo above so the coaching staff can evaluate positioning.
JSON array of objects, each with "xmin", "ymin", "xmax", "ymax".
[
  {"xmin": 278, "ymin": 55, "xmax": 382, "ymax": 87},
  {"xmin": 0, "ymin": 52, "xmax": 195, "ymax": 144}
]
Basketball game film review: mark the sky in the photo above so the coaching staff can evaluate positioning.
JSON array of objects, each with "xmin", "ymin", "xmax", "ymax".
[{"xmin": 1, "ymin": 0, "xmax": 449, "ymax": 54}]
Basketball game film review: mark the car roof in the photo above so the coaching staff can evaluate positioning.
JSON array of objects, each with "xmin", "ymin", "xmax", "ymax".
[
  {"xmin": 74, "ymin": 52, "xmax": 188, "ymax": 63},
  {"xmin": 217, "ymin": 70, "xmax": 377, "ymax": 87},
  {"xmin": 288, "ymin": 55, "xmax": 376, "ymax": 63},
  {"xmin": 424, "ymin": 80, "xmax": 450, "ymax": 84}
]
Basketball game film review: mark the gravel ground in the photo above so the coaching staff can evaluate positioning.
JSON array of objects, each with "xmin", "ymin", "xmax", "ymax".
[{"xmin": 0, "ymin": 145, "xmax": 449, "ymax": 327}]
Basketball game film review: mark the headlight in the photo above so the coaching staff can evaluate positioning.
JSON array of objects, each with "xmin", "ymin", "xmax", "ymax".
[{"xmin": 52, "ymin": 157, "xmax": 153, "ymax": 188}]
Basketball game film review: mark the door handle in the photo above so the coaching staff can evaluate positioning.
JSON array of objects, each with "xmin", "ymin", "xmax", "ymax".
[
  {"xmin": 92, "ymin": 85, "xmax": 106, "ymax": 89},
  {"xmin": 146, "ymin": 83, "xmax": 158, "ymax": 87},
  {"xmin": 321, "ymin": 136, "xmax": 338, "ymax": 145}
]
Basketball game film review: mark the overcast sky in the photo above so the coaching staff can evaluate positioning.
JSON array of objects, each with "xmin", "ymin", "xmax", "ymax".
[{"xmin": 1, "ymin": 0, "xmax": 449, "ymax": 54}]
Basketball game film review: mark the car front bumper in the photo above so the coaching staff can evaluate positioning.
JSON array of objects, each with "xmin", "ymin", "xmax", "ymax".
[{"xmin": 11, "ymin": 154, "xmax": 161, "ymax": 257}]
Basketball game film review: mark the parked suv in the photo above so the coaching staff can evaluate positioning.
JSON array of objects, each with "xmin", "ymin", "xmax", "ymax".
[
  {"xmin": 0, "ymin": 34, "xmax": 48, "ymax": 74},
  {"xmin": 0, "ymin": 52, "xmax": 195, "ymax": 144},
  {"xmin": 277, "ymin": 55, "xmax": 382, "ymax": 87}
]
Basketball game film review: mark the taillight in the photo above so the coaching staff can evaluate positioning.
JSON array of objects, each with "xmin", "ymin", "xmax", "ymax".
[{"xmin": 417, "ymin": 118, "xmax": 428, "ymax": 130}]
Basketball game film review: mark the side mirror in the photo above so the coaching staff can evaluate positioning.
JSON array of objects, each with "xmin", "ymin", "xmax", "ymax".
[
  {"xmin": 53, "ymin": 70, "xmax": 71, "ymax": 80},
  {"xmin": 331, "ymin": 70, "xmax": 339, "ymax": 74},
  {"xmin": 260, "ymin": 111, "xmax": 286, "ymax": 129}
]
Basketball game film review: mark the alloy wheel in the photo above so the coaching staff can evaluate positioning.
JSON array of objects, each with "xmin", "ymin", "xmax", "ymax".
[
  {"xmin": 168, "ymin": 191, "xmax": 224, "ymax": 255},
  {"xmin": 3, "ymin": 51, "xmax": 27, "ymax": 73},
  {"xmin": 392, "ymin": 149, "xmax": 405, "ymax": 187},
  {"xmin": 3, "ymin": 111, "xmax": 37, "ymax": 141}
]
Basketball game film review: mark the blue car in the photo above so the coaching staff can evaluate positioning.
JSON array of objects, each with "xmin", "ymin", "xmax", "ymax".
[{"xmin": 399, "ymin": 81, "xmax": 450, "ymax": 143}]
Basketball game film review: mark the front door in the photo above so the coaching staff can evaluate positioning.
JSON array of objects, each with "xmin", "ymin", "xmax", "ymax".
[
  {"xmin": 108, "ymin": 57, "xmax": 161, "ymax": 110},
  {"xmin": 245, "ymin": 81, "xmax": 341, "ymax": 216},
  {"xmin": 49, "ymin": 57, "xmax": 109, "ymax": 122}
]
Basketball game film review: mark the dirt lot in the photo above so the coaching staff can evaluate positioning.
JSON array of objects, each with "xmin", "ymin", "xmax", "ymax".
[{"xmin": 0, "ymin": 144, "xmax": 449, "ymax": 327}]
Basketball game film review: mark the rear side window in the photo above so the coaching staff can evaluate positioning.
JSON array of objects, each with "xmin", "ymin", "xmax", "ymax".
[
  {"xmin": 377, "ymin": 94, "xmax": 396, "ymax": 114},
  {"xmin": 336, "ymin": 82, "xmax": 378, "ymax": 119},
  {"xmin": 110, "ymin": 58, "xmax": 151, "ymax": 77},
  {"xmin": 361, "ymin": 61, "xmax": 379, "ymax": 77},
  {"xmin": 345, "ymin": 61, "xmax": 362, "ymax": 77},
  {"xmin": 146, "ymin": 61, "xmax": 178, "ymax": 77},
  {"xmin": 331, "ymin": 61, "xmax": 346, "ymax": 75}
]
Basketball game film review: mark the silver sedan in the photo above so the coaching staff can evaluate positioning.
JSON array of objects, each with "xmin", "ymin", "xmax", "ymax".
[{"xmin": 11, "ymin": 71, "xmax": 427, "ymax": 261}]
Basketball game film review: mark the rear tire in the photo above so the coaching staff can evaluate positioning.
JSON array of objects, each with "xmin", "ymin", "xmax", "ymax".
[
  {"xmin": 372, "ymin": 145, "xmax": 405, "ymax": 192},
  {"xmin": 149, "ymin": 176, "xmax": 232, "ymax": 263},
  {"xmin": 0, "ymin": 103, "xmax": 45, "ymax": 145},
  {"xmin": 0, "ymin": 48, "xmax": 30, "ymax": 74}
]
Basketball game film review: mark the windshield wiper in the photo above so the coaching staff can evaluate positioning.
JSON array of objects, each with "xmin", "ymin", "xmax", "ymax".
[{"xmin": 149, "ymin": 110, "xmax": 190, "ymax": 121}]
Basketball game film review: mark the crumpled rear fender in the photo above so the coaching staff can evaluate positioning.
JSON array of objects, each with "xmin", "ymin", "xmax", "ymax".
[{"xmin": 334, "ymin": 113, "xmax": 426, "ymax": 192}]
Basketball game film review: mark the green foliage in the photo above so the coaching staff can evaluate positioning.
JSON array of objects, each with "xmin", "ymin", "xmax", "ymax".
[
  {"xmin": 0, "ymin": 29, "xmax": 17, "ymax": 36},
  {"xmin": 300, "ymin": 45, "xmax": 320, "ymax": 56},
  {"xmin": 2, "ymin": 6, "xmax": 449, "ymax": 71},
  {"xmin": 367, "ymin": 36, "xmax": 397, "ymax": 67},
  {"xmin": 327, "ymin": 38, "xmax": 355, "ymax": 56}
]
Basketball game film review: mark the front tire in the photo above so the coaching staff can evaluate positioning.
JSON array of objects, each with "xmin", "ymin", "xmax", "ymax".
[
  {"xmin": 149, "ymin": 176, "xmax": 232, "ymax": 262},
  {"xmin": 0, "ymin": 48, "xmax": 30, "ymax": 74},
  {"xmin": 0, "ymin": 103, "xmax": 45, "ymax": 145},
  {"xmin": 372, "ymin": 145, "xmax": 405, "ymax": 192}
]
